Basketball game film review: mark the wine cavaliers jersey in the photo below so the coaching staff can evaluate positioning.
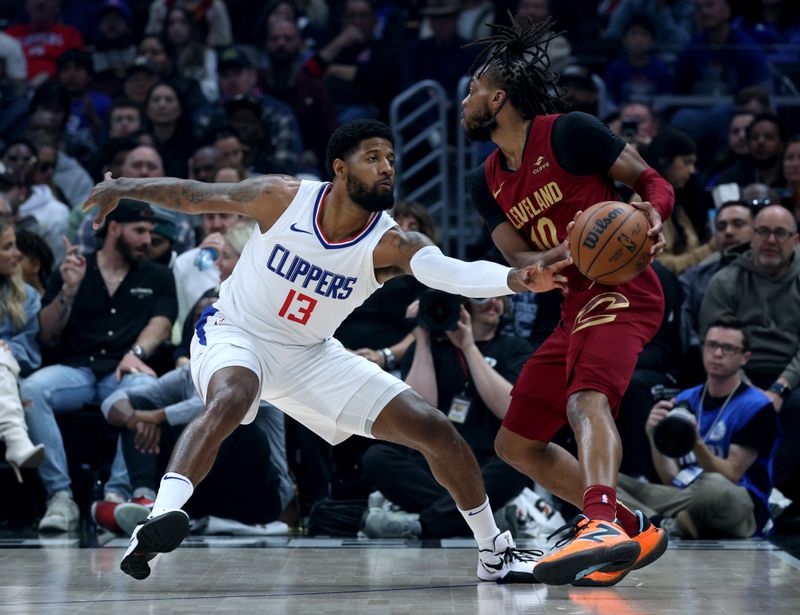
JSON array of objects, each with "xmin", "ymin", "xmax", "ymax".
[{"xmin": 479, "ymin": 113, "xmax": 660, "ymax": 296}]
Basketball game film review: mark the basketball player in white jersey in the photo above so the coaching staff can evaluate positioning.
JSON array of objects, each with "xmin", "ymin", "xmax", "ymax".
[{"xmin": 85, "ymin": 120, "xmax": 570, "ymax": 583}]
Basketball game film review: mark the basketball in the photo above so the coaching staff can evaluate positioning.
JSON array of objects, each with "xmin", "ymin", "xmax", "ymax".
[{"xmin": 568, "ymin": 201, "xmax": 653, "ymax": 285}]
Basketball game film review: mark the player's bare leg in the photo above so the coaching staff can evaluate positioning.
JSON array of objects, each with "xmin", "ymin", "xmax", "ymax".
[
  {"xmin": 494, "ymin": 391, "xmax": 620, "ymax": 509},
  {"xmin": 371, "ymin": 390, "xmax": 485, "ymax": 509},
  {"xmin": 371, "ymin": 389, "xmax": 540, "ymax": 583},
  {"xmin": 121, "ymin": 366, "xmax": 260, "ymax": 580},
  {"xmin": 496, "ymin": 391, "xmax": 664, "ymax": 586},
  {"xmin": 166, "ymin": 367, "xmax": 261, "ymax": 483}
]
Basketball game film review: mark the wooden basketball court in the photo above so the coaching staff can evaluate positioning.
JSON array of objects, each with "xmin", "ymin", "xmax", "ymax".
[{"xmin": 1, "ymin": 533, "xmax": 798, "ymax": 613}]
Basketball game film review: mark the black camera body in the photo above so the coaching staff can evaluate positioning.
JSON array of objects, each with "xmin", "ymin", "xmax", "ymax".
[
  {"xmin": 621, "ymin": 117, "xmax": 640, "ymax": 137},
  {"xmin": 652, "ymin": 400, "xmax": 697, "ymax": 458},
  {"xmin": 417, "ymin": 290, "xmax": 462, "ymax": 333}
]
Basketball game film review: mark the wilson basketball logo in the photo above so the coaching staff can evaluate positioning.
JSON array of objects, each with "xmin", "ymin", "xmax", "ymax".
[{"xmin": 581, "ymin": 206, "xmax": 625, "ymax": 249}]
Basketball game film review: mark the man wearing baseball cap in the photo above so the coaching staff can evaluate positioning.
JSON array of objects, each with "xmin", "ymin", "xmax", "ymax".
[{"xmin": 20, "ymin": 197, "xmax": 177, "ymax": 533}]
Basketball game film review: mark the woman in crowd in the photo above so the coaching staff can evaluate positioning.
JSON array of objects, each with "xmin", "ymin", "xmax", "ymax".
[
  {"xmin": 645, "ymin": 128, "xmax": 714, "ymax": 275},
  {"xmin": 163, "ymin": 6, "xmax": 219, "ymax": 103},
  {"xmin": 143, "ymin": 81, "xmax": 198, "ymax": 178},
  {"xmin": 0, "ymin": 220, "xmax": 44, "ymax": 482}
]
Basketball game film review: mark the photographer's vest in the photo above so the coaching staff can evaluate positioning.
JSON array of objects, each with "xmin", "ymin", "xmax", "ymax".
[{"xmin": 677, "ymin": 384, "xmax": 779, "ymax": 533}]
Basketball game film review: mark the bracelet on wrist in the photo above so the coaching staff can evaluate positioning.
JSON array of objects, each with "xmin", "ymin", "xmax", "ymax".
[
  {"xmin": 58, "ymin": 291, "xmax": 74, "ymax": 308},
  {"xmin": 380, "ymin": 347, "xmax": 396, "ymax": 371},
  {"xmin": 768, "ymin": 381, "xmax": 791, "ymax": 399}
]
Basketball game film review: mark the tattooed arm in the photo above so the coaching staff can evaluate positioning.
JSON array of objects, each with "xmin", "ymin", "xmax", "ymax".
[
  {"xmin": 84, "ymin": 172, "xmax": 301, "ymax": 229},
  {"xmin": 372, "ymin": 229, "xmax": 570, "ymax": 296}
]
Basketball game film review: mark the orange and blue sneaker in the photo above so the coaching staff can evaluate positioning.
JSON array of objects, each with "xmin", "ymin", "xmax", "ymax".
[
  {"xmin": 535, "ymin": 515, "xmax": 640, "ymax": 586},
  {"xmin": 571, "ymin": 511, "xmax": 668, "ymax": 587}
]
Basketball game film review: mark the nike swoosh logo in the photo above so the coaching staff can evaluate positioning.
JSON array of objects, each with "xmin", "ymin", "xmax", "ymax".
[
  {"xmin": 468, "ymin": 501, "xmax": 490, "ymax": 516},
  {"xmin": 290, "ymin": 223, "xmax": 312, "ymax": 234},
  {"xmin": 481, "ymin": 559, "xmax": 505, "ymax": 572},
  {"xmin": 492, "ymin": 182, "xmax": 505, "ymax": 199}
]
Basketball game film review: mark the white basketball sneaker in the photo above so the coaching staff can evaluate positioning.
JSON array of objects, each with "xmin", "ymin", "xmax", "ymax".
[
  {"xmin": 120, "ymin": 510, "xmax": 190, "ymax": 580},
  {"xmin": 477, "ymin": 530, "xmax": 542, "ymax": 583}
]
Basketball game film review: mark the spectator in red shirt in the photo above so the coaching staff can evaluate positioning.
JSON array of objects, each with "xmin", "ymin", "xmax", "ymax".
[{"xmin": 5, "ymin": 0, "xmax": 84, "ymax": 85}]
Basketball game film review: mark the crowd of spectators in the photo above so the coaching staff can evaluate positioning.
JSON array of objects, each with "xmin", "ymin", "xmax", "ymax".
[{"xmin": 0, "ymin": 0, "xmax": 798, "ymax": 540}]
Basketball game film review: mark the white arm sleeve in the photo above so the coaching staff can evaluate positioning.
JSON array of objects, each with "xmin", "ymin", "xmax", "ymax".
[{"xmin": 409, "ymin": 245, "xmax": 514, "ymax": 298}]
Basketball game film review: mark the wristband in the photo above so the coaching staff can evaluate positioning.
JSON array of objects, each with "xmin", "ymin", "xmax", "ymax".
[{"xmin": 633, "ymin": 167, "xmax": 675, "ymax": 221}]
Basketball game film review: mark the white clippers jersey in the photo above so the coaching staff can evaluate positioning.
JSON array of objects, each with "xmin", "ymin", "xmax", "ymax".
[{"xmin": 214, "ymin": 180, "xmax": 397, "ymax": 346}]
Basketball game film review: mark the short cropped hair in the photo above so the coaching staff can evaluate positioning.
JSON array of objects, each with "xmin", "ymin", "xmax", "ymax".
[
  {"xmin": 325, "ymin": 119, "xmax": 394, "ymax": 179},
  {"xmin": 705, "ymin": 316, "xmax": 750, "ymax": 351}
]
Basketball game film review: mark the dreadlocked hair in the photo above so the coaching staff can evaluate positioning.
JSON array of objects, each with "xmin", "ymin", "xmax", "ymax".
[{"xmin": 465, "ymin": 12, "xmax": 563, "ymax": 119}]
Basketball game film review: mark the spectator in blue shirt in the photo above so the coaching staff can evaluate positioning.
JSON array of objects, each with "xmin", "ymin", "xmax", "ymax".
[
  {"xmin": 604, "ymin": 13, "xmax": 673, "ymax": 105},
  {"xmin": 673, "ymin": 0, "xmax": 771, "ymax": 95},
  {"xmin": 56, "ymin": 49, "xmax": 111, "ymax": 155}
]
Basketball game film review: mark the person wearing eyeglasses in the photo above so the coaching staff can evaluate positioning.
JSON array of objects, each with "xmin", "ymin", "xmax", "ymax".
[
  {"xmin": 700, "ymin": 204, "xmax": 800, "ymax": 527},
  {"xmin": 0, "ymin": 139, "xmax": 69, "ymax": 265},
  {"xmin": 616, "ymin": 318, "xmax": 779, "ymax": 539},
  {"xmin": 679, "ymin": 201, "xmax": 754, "ymax": 381}
]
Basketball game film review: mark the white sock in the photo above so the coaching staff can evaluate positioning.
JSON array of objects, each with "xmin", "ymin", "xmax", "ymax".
[
  {"xmin": 459, "ymin": 496, "xmax": 500, "ymax": 549},
  {"xmin": 150, "ymin": 473, "xmax": 194, "ymax": 517}
]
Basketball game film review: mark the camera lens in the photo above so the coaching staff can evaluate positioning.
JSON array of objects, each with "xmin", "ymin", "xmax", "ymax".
[
  {"xmin": 653, "ymin": 402, "xmax": 696, "ymax": 458},
  {"xmin": 417, "ymin": 290, "xmax": 461, "ymax": 333}
]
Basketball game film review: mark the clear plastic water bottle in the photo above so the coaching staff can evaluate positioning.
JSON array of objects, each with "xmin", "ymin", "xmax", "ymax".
[{"xmin": 194, "ymin": 247, "xmax": 218, "ymax": 271}]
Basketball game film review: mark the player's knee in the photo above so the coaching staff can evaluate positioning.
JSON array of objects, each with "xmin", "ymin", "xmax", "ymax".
[
  {"xmin": 416, "ymin": 406, "xmax": 461, "ymax": 453},
  {"xmin": 566, "ymin": 390, "xmax": 612, "ymax": 426},
  {"xmin": 494, "ymin": 428, "xmax": 546, "ymax": 470},
  {"xmin": 202, "ymin": 389, "xmax": 256, "ymax": 431}
]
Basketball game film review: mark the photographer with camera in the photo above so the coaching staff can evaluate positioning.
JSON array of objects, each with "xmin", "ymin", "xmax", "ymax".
[
  {"xmin": 617, "ymin": 318, "xmax": 779, "ymax": 539},
  {"xmin": 360, "ymin": 292, "xmax": 533, "ymax": 539}
]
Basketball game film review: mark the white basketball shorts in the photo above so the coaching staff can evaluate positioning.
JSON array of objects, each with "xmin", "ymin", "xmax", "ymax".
[{"xmin": 190, "ymin": 307, "xmax": 410, "ymax": 444}]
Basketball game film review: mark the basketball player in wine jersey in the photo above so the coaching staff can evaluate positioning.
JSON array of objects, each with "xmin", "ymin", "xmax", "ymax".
[
  {"xmin": 85, "ymin": 120, "xmax": 570, "ymax": 583},
  {"xmin": 462, "ymin": 15, "xmax": 674, "ymax": 586}
]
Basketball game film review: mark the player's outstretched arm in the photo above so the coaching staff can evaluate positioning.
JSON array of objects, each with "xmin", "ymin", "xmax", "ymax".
[
  {"xmin": 374, "ymin": 229, "xmax": 570, "ymax": 296},
  {"xmin": 490, "ymin": 222, "xmax": 570, "ymax": 270},
  {"xmin": 83, "ymin": 172, "xmax": 300, "ymax": 229}
]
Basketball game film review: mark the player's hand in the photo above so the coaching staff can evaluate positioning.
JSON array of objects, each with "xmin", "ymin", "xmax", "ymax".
[
  {"xmin": 84, "ymin": 172, "xmax": 121, "ymax": 228},
  {"xmin": 645, "ymin": 399, "xmax": 674, "ymax": 438},
  {"xmin": 630, "ymin": 200, "xmax": 666, "ymax": 262},
  {"xmin": 563, "ymin": 209, "xmax": 583, "ymax": 262},
  {"xmin": 509, "ymin": 257, "xmax": 571, "ymax": 293},
  {"xmin": 115, "ymin": 352, "xmax": 156, "ymax": 382},
  {"xmin": 445, "ymin": 305, "xmax": 475, "ymax": 351}
]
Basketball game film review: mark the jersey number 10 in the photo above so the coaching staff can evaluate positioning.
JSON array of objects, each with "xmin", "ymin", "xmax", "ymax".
[
  {"xmin": 529, "ymin": 216, "xmax": 559, "ymax": 251},
  {"xmin": 278, "ymin": 289, "xmax": 317, "ymax": 325}
]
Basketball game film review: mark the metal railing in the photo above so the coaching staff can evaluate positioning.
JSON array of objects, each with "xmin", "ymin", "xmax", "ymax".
[{"xmin": 388, "ymin": 80, "xmax": 451, "ymax": 251}]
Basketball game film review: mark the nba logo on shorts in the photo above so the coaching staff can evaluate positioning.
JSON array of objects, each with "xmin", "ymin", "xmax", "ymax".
[{"xmin": 601, "ymin": 494, "xmax": 608, "ymax": 504}]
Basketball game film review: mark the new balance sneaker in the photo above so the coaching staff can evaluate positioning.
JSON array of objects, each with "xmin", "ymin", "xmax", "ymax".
[
  {"xmin": 120, "ymin": 510, "xmax": 190, "ymax": 580},
  {"xmin": 535, "ymin": 516, "xmax": 640, "ymax": 586},
  {"xmin": 38, "ymin": 491, "xmax": 79, "ymax": 532},
  {"xmin": 571, "ymin": 511, "xmax": 669, "ymax": 587},
  {"xmin": 362, "ymin": 508, "xmax": 422, "ymax": 538},
  {"xmin": 477, "ymin": 530, "xmax": 541, "ymax": 584},
  {"xmin": 115, "ymin": 496, "xmax": 155, "ymax": 536}
]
